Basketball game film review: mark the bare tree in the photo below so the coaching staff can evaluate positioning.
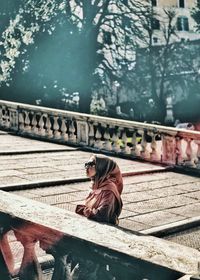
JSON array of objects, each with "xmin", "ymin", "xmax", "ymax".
[
  {"xmin": 134, "ymin": 2, "xmax": 178, "ymax": 120},
  {"xmin": 63, "ymin": 0, "xmax": 146, "ymax": 112},
  {"xmin": 0, "ymin": 0, "xmax": 149, "ymax": 112},
  {"xmin": 135, "ymin": 1, "xmax": 200, "ymax": 123}
]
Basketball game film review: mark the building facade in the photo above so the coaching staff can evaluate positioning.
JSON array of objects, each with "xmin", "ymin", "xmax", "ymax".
[{"xmin": 149, "ymin": 0, "xmax": 200, "ymax": 44}]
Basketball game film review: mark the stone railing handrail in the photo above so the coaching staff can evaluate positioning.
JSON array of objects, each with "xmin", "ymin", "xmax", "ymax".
[
  {"xmin": 1, "ymin": 99, "xmax": 200, "ymax": 134},
  {"xmin": 1, "ymin": 100, "xmax": 200, "ymax": 172},
  {"xmin": 0, "ymin": 190, "xmax": 200, "ymax": 280}
]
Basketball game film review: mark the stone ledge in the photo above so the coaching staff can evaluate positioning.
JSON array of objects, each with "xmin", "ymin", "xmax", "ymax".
[
  {"xmin": 0, "ymin": 177, "xmax": 89, "ymax": 191},
  {"xmin": 0, "ymin": 148, "xmax": 76, "ymax": 156},
  {"xmin": 0, "ymin": 168, "xmax": 168, "ymax": 192},
  {"xmin": 141, "ymin": 216, "xmax": 200, "ymax": 237},
  {"xmin": 0, "ymin": 190, "xmax": 200, "ymax": 276}
]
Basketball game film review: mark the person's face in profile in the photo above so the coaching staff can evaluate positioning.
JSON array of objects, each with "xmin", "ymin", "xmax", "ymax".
[{"xmin": 84, "ymin": 156, "xmax": 96, "ymax": 178}]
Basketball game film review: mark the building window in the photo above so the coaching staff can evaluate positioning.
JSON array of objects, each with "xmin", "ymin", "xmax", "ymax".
[
  {"xmin": 153, "ymin": 37, "xmax": 158, "ymax": 44},
  {"xmin": 152, "ymin": 18, "xmax": 160, "ymax": 30},
  {"xmin": 104, "ymin": 32, "xmax": 112, "ymax": 45},
  {"xmin": 178, "ymin": 0, "xmax": 185, "ymax": 8},
  {"xmin": 180, "ymin": 37, "xmax": 186, "ymax": 42},
  {"xmin": 152, "ymin": 0, "xmax": 157, "ymax": 6},
  {"xmin": 177, "ymin": 16, "xmax": 189, "ymax": 31}
]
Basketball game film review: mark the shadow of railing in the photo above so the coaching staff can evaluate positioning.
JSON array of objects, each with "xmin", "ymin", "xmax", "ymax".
[
  {"xmin": 1, "ymin": 191, "xmax": 200, "ymax": 280},
  {"xmin": 1, "ymin": 100, "xmax": 200, "ymax": 173}
]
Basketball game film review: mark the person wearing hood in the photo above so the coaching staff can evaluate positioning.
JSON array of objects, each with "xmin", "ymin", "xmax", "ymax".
[{"xmin": 75, "ymin": 155, "xmax": 123, "ymax": 225}]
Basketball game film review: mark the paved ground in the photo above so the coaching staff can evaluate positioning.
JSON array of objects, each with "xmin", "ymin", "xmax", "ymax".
[
  {"xmin": 1, "ymin": 131, "xmax": 200, "ymax": 276},
  {"xmin": 164, "ymin": 226, "xmax": 200, "ymax": 250},
  {"xmin": 1, "ymin": 132, "xmax": 199, "ymax": 234},
  {"xmin": 0, "ymin": 133, "xmax": 166, "ymax": 189},
  {"xmin": 11, "ymin": 171, "xmax": 200, "ymax": 232}
]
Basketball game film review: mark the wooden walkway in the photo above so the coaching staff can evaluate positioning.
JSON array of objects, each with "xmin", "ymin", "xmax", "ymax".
[{"xmin": 1, "ymin": 131, "xmax": 200, "ymax": 259}]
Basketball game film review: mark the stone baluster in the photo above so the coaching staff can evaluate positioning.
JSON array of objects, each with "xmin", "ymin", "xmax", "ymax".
[
  {"xmin": 19, "ymin": 112, "xmax": 25, "ymax": 131},
  {"xmin": 94, "ymin": 126, "xmax": 103, "ymax": 149},
  {"xmin": 4, "ymin": 109, "xmax": 10, "ymax": 128},
  {"xmin": 51, "ymin": 254, "xmax": 75, "ymax": 280},
  {"xmin": 139, "ymin": 129, "xmax": 148, "ymax": 159},
  {"xmin": 53, "ymin": 116, "xmax": 60, "ymax": 139},
  {"xmin": 76, "ymin": 121, "xmax": 88, "ymax": 145},
  {"xmin": 14, "ymin": 230, "xmax": 43, "ymax": 280},
  {"xmin": 185, "ymin": 138, "xmax": 194, "ymax": 167},
  {"xmin": 43, "ymin": 246, "xmax": 80, "ymax": 280},
  {"xmin": 46, "ymin": 115, "xmax": 53, "ymax": 138},
  {"xmin": 131, "ymin": 129, "xmax": 139, "ymax": 157},
  {"xmin": 1, "ymin": 107, "xmax": 5, "ymax": 125},
  {"xmin": 0, "ymin": 232, "xmax": 14, "ymax": 277},
  {"xmin": 41, "ymin": 239, "xmax": 105, "ymax": 280},
  {"xmin": 0, "ymin": 249, "xmax": 11, "ymax": 280},
  {"xmin": 0, "ymin": 107, "xmax": 3, "ymax": 126},
  {"xmin": 88, "ymin": 123, "xmax": 95, "ymax": 146},
  {"xmin": 121, "ymin": 130, "xmax": 130, "ymax": 154},
  {"xmin": 112, "ymin": 129, "xmax": 121, "ymax": 153},
  {"xmin": 24, "ymin": 111, "xmax": 31, "ymax": 132},
  {"xmin": 8, "ymin": 110, "xmax": 13, "ymax": 128},
  {"xmin": 31, "ymin": 113, "xmax": 38, "ymax": 134},
  {"xmin": 195, "ymin": 140, "xmax": 200, "ymax": 168},
  {"xmin": 175, "ymin": 136, "xmax": 183, "ymax": 165},
  {"xmin": 61, "ymin": 119, "xmax": 68, "ymax": 141},
  {"xmin": 0, "ymin": 213, "xmax": 14, "ymax": 278},
  {"xmin": 68, "ymin": 120, "xmax": 76, "ymax": 143},
  {"xmin": 38, "ymin": 114, "xmax": 46, "ymax": 136},
  {"xmin": 149, "ymin": 131, "xmax": 159, "ymax": 161},
  {"xmin": 103, "ymin": 126, "xmax": 112, "ymax": 151},
  {"xmin": 39, "ymin": 230, "xmax": 79, "ymax": 280},
  {"xmin": 10, "ymin": 110, "xmax": 14, "ymax": 128},
  {"xmin": 9, "ymin": 109, "xmax": 18, "ymax": 130},
  {"xmin": 164, "ymin": 95, "xmax": 174, "ymax": 125},
  {"xmin": 162, "ymin": 134, "xmax": 176, "ymax": 164}
]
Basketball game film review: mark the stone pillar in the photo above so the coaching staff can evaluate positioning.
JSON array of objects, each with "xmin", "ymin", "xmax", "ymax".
[
  {"xmin": 162, "ymin": 134, "xmax": 176, "ymax": 164},
  {"xmin": 0, "ymin": 250, "xmax": 11, "ymax": 280},
  {"xmin": 0, "ymin": 233, "xmax": 14, "ymax": 274},
  {"xmin": 164, "ymin": 96, "xmax": 174, "ymax": 125},
  {"xmin": 14, "ymin": 230, "xmax": 43, "ymax": 280}
]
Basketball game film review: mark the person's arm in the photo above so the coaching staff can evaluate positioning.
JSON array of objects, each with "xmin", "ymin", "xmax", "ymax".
[
  {"xmin": 83, "ymin": 191, "xmax": 117, "ymax": 223},
  {"xmin": 75, "ymin": 204, "xmax": 86, "ymax": 215}
]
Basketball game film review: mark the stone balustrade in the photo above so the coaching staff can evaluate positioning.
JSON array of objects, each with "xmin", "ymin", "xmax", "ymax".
[
  {"xmin": 1, "ymin": 100, "xmax": 200, "ymax": 172},
  {"xmin": 0, "ymin": 190, "xmax": 200, "ymax": 280}
]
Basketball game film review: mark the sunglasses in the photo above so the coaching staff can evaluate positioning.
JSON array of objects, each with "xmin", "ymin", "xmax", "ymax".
[{"xmin": 84, "ymin": 160, "xmax": 96, "ymax": 169}]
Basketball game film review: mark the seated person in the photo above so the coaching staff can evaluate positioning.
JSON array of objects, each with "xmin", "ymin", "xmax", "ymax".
[{"xmin": 75, "ymin": 155, "xmax": 123, "ymax": 225}]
